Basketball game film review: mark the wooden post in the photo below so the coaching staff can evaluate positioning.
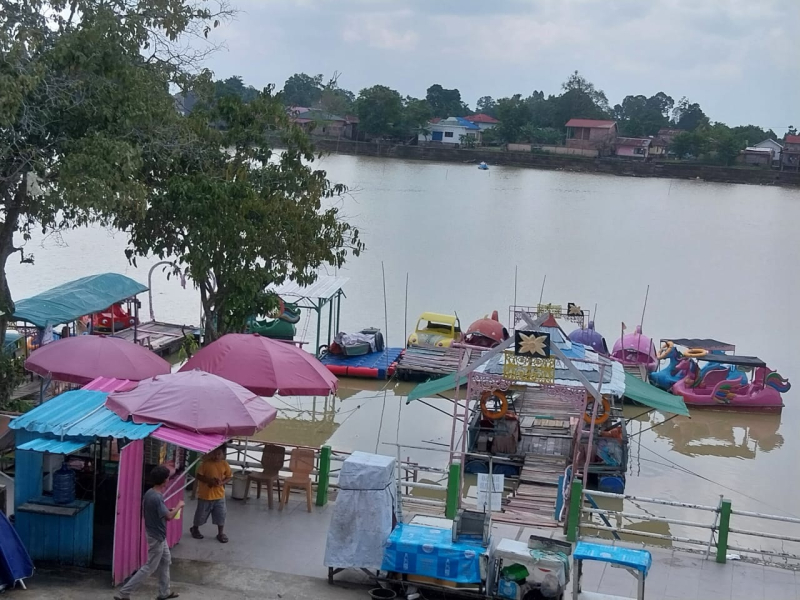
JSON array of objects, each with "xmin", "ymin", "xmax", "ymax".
[
  {"xmin": 716, "ymin": 498, "xmax": 732, "ymax": 564},
  {"xmin": 315, "ymin": 445, "xmax": 331, "ymax": 507},
  {"xmin": 446, "ymin": 460, "xmax": 461, "ymax": 519},
  {"xmin": 567, "ymin": 479, "xmax": 584, "ymax": 542}
]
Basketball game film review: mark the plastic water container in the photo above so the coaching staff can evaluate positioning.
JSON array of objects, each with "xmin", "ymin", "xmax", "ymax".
[{"xmin": 52, "ymin": 463, "xmax": 76, "ymax": 505}]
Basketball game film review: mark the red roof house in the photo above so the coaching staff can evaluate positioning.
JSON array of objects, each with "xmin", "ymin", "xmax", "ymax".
[
  {"xmin": 782, "ymin": 135, "xmax": 800, "ymax": 171},
  {"xmin": 466, "ymin": 113, "xmax": 500, "ymax": 124},
  {"xmin": 565, "ymin": 119, "xmax": 618, "ymax": 153}
]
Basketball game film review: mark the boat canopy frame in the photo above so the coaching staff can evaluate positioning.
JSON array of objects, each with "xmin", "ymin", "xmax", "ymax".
[
  {"xmin": 269, "ymin": 275, "xmax": 348, "ymax": 357},
  {"xmin": 661, "ymin": 337, "xmax": 736, "ymax": 353}
]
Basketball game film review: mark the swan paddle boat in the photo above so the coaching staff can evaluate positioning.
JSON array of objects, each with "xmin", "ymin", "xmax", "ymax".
[
  {"xmin": 672, "ymin": 353, "xmax": 790, "ymax": 411},
  {"xmin": 651, "ymin": 339, "xmax": 747, "ymax": 391}
]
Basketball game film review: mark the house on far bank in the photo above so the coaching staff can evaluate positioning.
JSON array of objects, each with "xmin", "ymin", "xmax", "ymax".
[
  {"xmin": 781, "ymin": 135, "xmax": 800, "ymax": 171},
  {"xmin": 753, "ymin": 139, "xmax": 782, "ymax": 166},
  {"xmin": 565, "ymin": 119, "xmax": 617, "ymax": 153},
  {"xmin": 616, "ymin": 137, "xmax": 651, "ymax": 159},
  {"xmin": 648, "ymin": 136, "xmax": 669, "ymax": 158},
  {"xmin": 464, "ymin": 113, "xmax": 500, "ymax": 132},
  {"xmin": 742, "ymin": 147, "xmax": 774, "ymax": 167},
  {"xmin": 290, "ymin": 108, "xmax": 359, "ymax": 139},
  {"xmin": 657, "ymin": 128, "xmax": 683, "ymax": 147},
  {"xmin": 420, "ymin": 117, "xmax": 481, "ymax": 145}
]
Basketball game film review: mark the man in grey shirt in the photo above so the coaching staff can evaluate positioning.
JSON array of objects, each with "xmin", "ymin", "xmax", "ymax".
[{"xmin": 115, "ymin": 465, "xmax": 184, "ymax": 600}]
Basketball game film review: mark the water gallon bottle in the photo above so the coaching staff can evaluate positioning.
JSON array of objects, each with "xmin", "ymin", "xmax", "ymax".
[{"xmin": 53, "ymin": 462, "xmax": 76, "ymax": 505}]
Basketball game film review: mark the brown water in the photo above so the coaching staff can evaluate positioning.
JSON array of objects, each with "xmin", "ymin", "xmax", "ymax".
[{"xmin": 10, "ymin": 155, "xmax": 800, "ymax": 545}]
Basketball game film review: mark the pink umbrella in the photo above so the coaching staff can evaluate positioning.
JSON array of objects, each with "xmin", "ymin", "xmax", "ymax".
[
  {"xmin": 24, "ymin": 335, "xmax": 171, "ymax": 385},
  {"xmin": 105, "ymin": 370, "xmax": 277, "ymax": 436},
  {"xmin": 179, "ymin": 333, "xmax": 338, "ymax": 396}
]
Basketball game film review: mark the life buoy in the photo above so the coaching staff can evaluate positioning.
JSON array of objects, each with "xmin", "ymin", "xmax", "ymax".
[
  {"xmin": 684, "ymin": 348, "xmax": 708, "ymax": 358},
  {"xmin": 480, "ymin": 390, "xmax": 508, "ymax": 420},
  {"xmin": 657, "ymin": 341, "xmax": 674, "ymax": 360},
  {"xmin": 584, "ymin": 396, "xmax": 611, "ymax": 425}
]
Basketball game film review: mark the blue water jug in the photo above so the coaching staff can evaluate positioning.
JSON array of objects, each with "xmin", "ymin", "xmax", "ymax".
[{"xmin": 53, "ymin": 462, "xmax": 76, "ymax": 505}]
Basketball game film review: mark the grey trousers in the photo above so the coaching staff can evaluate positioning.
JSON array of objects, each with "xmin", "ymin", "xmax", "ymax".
[{"xmin": 119, "ymin": 535, "xmax": 170, "ymax": 598}]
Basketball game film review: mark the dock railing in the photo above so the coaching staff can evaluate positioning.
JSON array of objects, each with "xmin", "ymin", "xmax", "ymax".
[{"xmin": 567, "ymin": 479, "xmax": 800, "ymax": 566}]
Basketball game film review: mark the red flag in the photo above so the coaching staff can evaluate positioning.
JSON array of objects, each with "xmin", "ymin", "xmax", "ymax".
[{"xmin": 621, "ymin": 322, "xmax": 627, "ymax": 331}]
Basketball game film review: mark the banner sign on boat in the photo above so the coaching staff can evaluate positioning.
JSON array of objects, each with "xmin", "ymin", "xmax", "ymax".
[
  {"xmin": 503, "ymin": 351, "xmax": 556, "ymax": 384},
  {"xmin": 536, "ymin": 303, "xmax": 562, "ymax": 317},
  {"xmin": 515, "ymin": 331, "xmax": 551, "ymax": 357}
]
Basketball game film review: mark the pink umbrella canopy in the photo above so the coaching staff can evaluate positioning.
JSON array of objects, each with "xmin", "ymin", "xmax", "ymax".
[
  {"xmin": 24, "ymin": 335, "xmax": 171, "ymax": 385},
  {"xmin": 179, "ymin": 333, "xmax": 338, "ymax": 397},
  {"xmin": 105, "ymin": 370, "xmax": 277, "ymax": 436}
]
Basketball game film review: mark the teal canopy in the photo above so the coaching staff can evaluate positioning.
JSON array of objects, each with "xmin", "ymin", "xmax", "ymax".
[
  {"xmin": 406, "ymin": 372, "xmax": 468, "ymax": 404},
  {"xmin": 623, "ymin": 372, "xmax": 689, "ymax": 416},
  {"xmin": 12, "ymin": 273, "xmax": 148, "ymax": 328}
]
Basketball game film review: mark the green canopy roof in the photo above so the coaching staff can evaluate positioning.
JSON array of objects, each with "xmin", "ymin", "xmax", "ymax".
[
  {"xmin": 623, "ymin": 372, "xmax": 689, "ymax": 416},
  {"xmin": 13, "ymin": 273, "xmax": 148, "ymax": 328},
  {"xmin": 406, "ymin": 372, "xmax": 468, "ymax": 404}
]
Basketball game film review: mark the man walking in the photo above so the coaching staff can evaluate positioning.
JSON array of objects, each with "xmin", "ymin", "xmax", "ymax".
[{"xmin": 115, "ymin": 465, "xmax": 183, "ymax": 600}]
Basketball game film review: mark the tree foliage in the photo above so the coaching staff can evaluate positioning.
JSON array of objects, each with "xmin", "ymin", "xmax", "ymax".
[
  {"xmin": 281, "ymin": 72, "xmax": 324, "ymax": 107},
  {"xmin": 317, "ymin": 72, "xmax": 355, "ymax": 117},
  {"xmin": 214, "ymin": 76, "xmax": 258, "ymax": 103},
  {"xmin": 614, "ymin": 92, "xmax": 673, "ymax": 136},
  {"xmin": 426, "ymin": 84, "xmax": 469, "ymax": 118},
  {"xmin": 475, "ymin": 96, "xmax": 497, "ymax": 118},
  {"xmin": 0, "ymin": 0, "xmax": 229, "ymax": 346},
  {"xmin": 355, "ymin": 85, "xmax": 405, "ymax": 138},
  {"xmin": 120, "ymin": 89, "xmax": 364, "ymax": 341},
  {"xmin": 672, "ymin": 97, "xmax": 709, "ymax": 131},
  {"xmin": 402, "ymin": 97, "xmax": 433, "ymax": 137}
]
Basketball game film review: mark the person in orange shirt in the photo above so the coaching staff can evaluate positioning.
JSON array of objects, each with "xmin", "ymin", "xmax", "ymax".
[{"xmin": 190, "ymin": 445, "xmax": 232, "ymax": 543}]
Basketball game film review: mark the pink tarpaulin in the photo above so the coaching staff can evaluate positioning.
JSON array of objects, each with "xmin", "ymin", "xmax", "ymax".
[
  {"xmin": 106, "ymin": 370, "xmax": 277, "ymax": 436},
  {"xmin": 179, "ymin": 333, "xmax": 338, "ymax": 396},
  {"xmin": 25, "ymin": 336, "xmax": 170, "ymax": 385}
]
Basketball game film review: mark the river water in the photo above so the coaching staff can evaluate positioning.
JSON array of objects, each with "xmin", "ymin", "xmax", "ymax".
[{"xmin": 9, "ymin": 155, "xmax": 800, "ymax": 548}]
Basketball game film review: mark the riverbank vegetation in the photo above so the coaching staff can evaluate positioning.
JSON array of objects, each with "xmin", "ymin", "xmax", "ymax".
[{"xmin": 0, "ymin": 0, "xmax": 363, "ymax": 358}]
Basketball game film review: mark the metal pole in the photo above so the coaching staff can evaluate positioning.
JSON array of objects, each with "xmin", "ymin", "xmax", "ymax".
[
  {"xmin": 327, "ymin": 296, "xmax": 333, "ymax": 348},
  {"xmin": 315, "ymin": 300, "xmax": 322, "ymax": 357},
  {"xmin": 335, "ymin": 291, "xmax": 341, "ymax": 338}
]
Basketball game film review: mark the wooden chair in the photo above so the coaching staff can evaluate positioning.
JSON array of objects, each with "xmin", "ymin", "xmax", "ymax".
[
  {"xmin": 279, "ymin": 448, "xmax": 315, "ymax": 512},
  {"xmin": 245, "ymin": 444, "xmax": 286, "ymax": 508}
]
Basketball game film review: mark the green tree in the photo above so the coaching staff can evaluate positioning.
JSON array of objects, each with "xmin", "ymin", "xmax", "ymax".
[
  {"xmin": 731, "ymin": 124, "xmax": 777, "ymax": 146},
  {"xmin": 281, "ymin": 73, "xmax": 324, "ymax": 107},
  {"xmin": 317, "ymin": 72, "xmax": 355, "ymax": 116},
  {"xmin": 670, "ymin": 130, "xmax": 710, "ymax": 158},
  {"xmin": 551, "ymin": 72, "xmax": 610, "ymax": 128},
  {"xmin": 475, "ymin": 96, "xmax": 497, "ymax": 117},
  {"xmin": 672, "ymin": 97, "xmax": 709, "ymax": 131},
  {"xmin": 495, "ymin": 95, "xmax": 531, "ymax": 143},
  {"xmin": 426, "ymin": 84, "xmax": 468, "ymax": 117},
  {"xmin": 355, "ymin": 85, "xmax": 405, "ymax": 138},
  {"xmin": 0, "ymin": 0, "xmax": 228, "ymax": 348},
  {"xmin": 214, "ymin": 76, "xmax": 258, "ymax": 103},
  {"xmin": 121, "ymin": 90, "xmax": 364, "ymax": 341},
  {"xmin": 614, "ymin": 93, "xmax": 672, "ymax": 136},
  {"xmin": 402, "ymin": 97, "xmax": 433, "ymax": 138}
]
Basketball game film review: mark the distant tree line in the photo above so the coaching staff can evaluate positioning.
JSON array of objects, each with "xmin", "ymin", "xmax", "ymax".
[{"xmin": 211, "ymin": 71, "xmax": 794, "ymax": 166}]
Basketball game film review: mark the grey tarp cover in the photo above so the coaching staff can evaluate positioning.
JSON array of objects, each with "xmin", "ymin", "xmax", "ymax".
[
  {"xmin": 324, "ymin": 451, "xmax": 396, "ymax": 570},
  {"xmin": 12, "ymin": 273, "xmax": 148, "ymax": 328}
]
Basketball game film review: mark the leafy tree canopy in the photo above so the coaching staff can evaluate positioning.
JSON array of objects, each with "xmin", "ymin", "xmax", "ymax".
[
  {"xmin": 215, "ymin": 76, "xmax": 259, "ymax": 103},
  {"xmin": 672, "ymin": 97, "xmax": 709, "ymax": 131},
  {"xmin": 475, "ymin": 96, "xmax": 497, "ymax": 118},
  {"xmin": 355, "ymin": 85, "xmax": 405, "ymax": 138},
  {"xmin": 281, "ymin": 72, "xmax": 324, "ymax": 107},
  {"xmin": 426, "ymin": 84, "xmax": 469, "ymax": 118}
]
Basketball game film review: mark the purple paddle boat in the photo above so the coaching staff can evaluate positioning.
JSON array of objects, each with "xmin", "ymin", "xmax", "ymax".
[
  {"xmin": 612, "ymin": 325, "xmax": 658, "ymax": 372},
  {"xmin": 568, "ymin": 321, "xmax": 609, "ymax": 354}
]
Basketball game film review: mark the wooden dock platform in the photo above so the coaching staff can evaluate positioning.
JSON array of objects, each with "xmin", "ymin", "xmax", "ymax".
[
  {"xmin": 396, "ymin": 346, "xmax": 485, "ymax": 380},
  {"xmin": 116, "ymin": 320, "xmax": 201, "ymax": 357}
]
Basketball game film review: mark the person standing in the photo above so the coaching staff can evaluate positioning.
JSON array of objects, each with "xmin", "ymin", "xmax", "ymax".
[
  {"xmin": 190, "ymin": 445, "xmax": 232, "ymax": 543},
  {"xmin": 115, "ymin": 465, "xmax": 183, "ymax": 600}
]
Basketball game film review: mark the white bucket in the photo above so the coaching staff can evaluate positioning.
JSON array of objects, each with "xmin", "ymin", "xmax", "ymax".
[{"xmin": 231, "ymin": 472, "xmax": 247, "ymax": 500}]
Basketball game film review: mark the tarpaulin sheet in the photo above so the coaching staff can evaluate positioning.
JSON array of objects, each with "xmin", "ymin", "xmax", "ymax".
[
  {"xmin": 381, "ymin": 523, "xmax": 487, "ymax": 583},
  {"xmin": 324, "ymin": 452, "xmax": 396, "ymax": 570},
  {"xmin": 13, "ymin": 273, "xmax": 147, "ymax": 328}
]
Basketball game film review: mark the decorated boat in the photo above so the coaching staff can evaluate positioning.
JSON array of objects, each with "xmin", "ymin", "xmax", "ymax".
[
  {"xmin": 246, "ymin": 298, "xmax": 301, "ymax": 340},
  {"xmin": 671, "ymin": 353, "xmax": 790, "ymax": 410},
  {"xmin": 81, "ymin": 303, "xmax": 138, "ymax": 333},
  {"xmin": 611, "ymin": 325, "xmax": 658, "ymax": 373},
  {"xmin": 568, "ymin": 321, "xmax": 608, "ymax": 354},
  {"xmin": 463, "ymin": 310, "xmax": 509, "ymax": 348},
  {"xmin": 651, "ymin": 339, "xmax": 746, "ymax": 391}
]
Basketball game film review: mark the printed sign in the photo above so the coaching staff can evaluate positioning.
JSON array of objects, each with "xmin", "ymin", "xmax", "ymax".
[{"xmin": 515, "ymin": 330, "xmax": 551, "ymax": 357}]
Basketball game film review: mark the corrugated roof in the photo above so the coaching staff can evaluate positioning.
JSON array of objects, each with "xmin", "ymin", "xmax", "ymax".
[
  {"xmin": 9, "ymin": 389, "xmax": 158, "ymax": 439},
  {"xmin": 82, "ymin": 377, "xmax": 137, "ymax": 393},
  {"xmin": 18, "ymin": 437, "xmax": 91, "ymax": 453},
  {"xmin": 270, "ymin": 275, "xmax": 349, "ymax": 301},
  {"xmin": 466, "ymin": 113, "xmax": 499, "ymax": 124},
  {"xmin": 617, "ymin": 137, "xmax": 651, "ymax": 148},
  {"xmin": 565, "ymin": 119, "xmax": 616, "ymax": 129},
  {"xmin": 744, "ymin": 147, "xmax": 772, "ymax": 153},
  {"xmin": 151, "ymin": 426, "xmax": 226, "ymax": 453},
  {"xmin": 784, "ymin": 135, "xmax": 800, "ymax": 144}
]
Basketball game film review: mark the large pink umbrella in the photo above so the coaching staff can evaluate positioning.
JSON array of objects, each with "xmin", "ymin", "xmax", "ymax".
[
  {"xmin": 105, "ymin": 370, "xmax": 277, "ymax": 436},
  {"xmin": 24, "ymin": 335, "xmax": 171, "ymax": 385},
  {"xmin": 179, "ymin": 333, "xmax": 338, "ymax": 396}
]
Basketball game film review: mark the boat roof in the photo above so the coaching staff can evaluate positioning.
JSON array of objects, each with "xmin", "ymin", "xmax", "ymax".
[
  {"xmin": 11, "ymin": 273, "xmax": 148, "ymax": 328},
  {"xmin": 419, "ymin": 312, "xmax": 458, "ymax": 324},
  {"xmin": 663, "ymin": 337, "xmax": 735, "ymax": 352},
  {"xmin": 697, "ymin": 354, "xmax": 766, "ymax": 368}
]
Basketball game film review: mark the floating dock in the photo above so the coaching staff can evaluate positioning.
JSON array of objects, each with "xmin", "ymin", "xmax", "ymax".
[
  {"xmin": 320, "ymin": 347, "xmax": 404, "ymax": 379},
  {"xmin": 115, "ymin": 320, "xmax": 201, "ymax": 357}
]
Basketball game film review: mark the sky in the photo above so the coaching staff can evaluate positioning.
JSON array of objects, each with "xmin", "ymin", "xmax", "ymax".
[{"xmin": 200, "ymin": 0, "xmax": 798, "ymax": 132}]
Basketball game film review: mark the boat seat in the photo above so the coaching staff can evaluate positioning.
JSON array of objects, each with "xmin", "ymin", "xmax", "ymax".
[{"xmin": 573, "ymin": 541, "xmax": 651, "ymax": 600}]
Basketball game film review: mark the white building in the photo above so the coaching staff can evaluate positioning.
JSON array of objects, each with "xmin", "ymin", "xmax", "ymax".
[
  {"xmin": 754, "ymin": 139, "xmax": 782, "ymax": 165},
  {"xmin": 419, "ymin": 117, "xmax": 481, "ymax": 145}
]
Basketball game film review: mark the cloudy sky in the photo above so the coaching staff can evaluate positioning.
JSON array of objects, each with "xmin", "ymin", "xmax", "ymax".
[{"xmin": 202, "ymin": 0, "xmax": 798, "ymax": 131}]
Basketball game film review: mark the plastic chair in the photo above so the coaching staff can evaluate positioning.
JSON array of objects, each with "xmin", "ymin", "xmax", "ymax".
[
  {"xmin": 279, "ymin": 448, "xmax": 315, "ymax": 512},
  {"xmin": 245, "ymin": 444, "xmax": 285, "ymax": 508}
]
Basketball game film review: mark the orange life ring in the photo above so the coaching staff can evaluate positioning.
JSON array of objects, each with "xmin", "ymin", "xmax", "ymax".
[
  {"xmin": 584, "ymin": 396, "xmax": 611, "ymax": 425},
  {"xmin": 657, "ymin": 341, "xmax": 674, "ymax": 360},
  {"xmin": 480, "ymin": 390, "xmax": 508, "ymax": 420},
  {"xmin": 684, "ymin": 348, "xmax": 708, "ymax": 358}
]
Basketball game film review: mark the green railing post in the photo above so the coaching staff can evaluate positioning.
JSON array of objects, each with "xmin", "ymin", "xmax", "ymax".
[
  {"xmin": 445, "ymin": 461, "xmax": 461, "ymax": 519},
  {"xmin": 315, "ymin": 445, "xmax": 332, "ymax": 507},
  {"xmin": 566, "ymin": 479, "xmax": 584, "ymax": 543},
  {"xmin": 716, "ymin": 498, "xmax": 732, "ymax": 563}
]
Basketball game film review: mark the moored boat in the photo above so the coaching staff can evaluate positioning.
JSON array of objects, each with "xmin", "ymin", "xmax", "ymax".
[
  {"xmin": 568, "ymin": 321, "xmax": 608, "ymax": 354},
  {"xmin": 463, "ymin": 310, "xmax": 509, "ymax": 348},
  {"xmin": 612, "ymin": 325, "xmax": 658, "ymax": 373}
]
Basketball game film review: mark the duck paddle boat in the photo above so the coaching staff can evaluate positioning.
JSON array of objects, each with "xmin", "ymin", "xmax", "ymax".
[
  {"xmin": 568, "ymin": 321, "xmax": 608, "ymax": 354},
  {"xmin": 672, "ymin": 353, "xmax": 790, "ymax": 411},
  {"xmin": 463, "ymin": 310, "xmax": 509, "ymax": 348},
  {"xmin": 478, "ymin": 161, "xmax": 489, "ymax": 170},
  {"xmin": 611, "ymin": 325, "xmax": 658, "ymax": 373}
]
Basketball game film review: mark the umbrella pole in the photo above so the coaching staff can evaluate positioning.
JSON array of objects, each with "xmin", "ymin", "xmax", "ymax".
[
  {"xmin": 241, "ymin": 437, "xmax": 249, "ymax": 473},
  {"xmin": 163, "ymin": 454, "xmax": 205, "ymax": 503}
]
